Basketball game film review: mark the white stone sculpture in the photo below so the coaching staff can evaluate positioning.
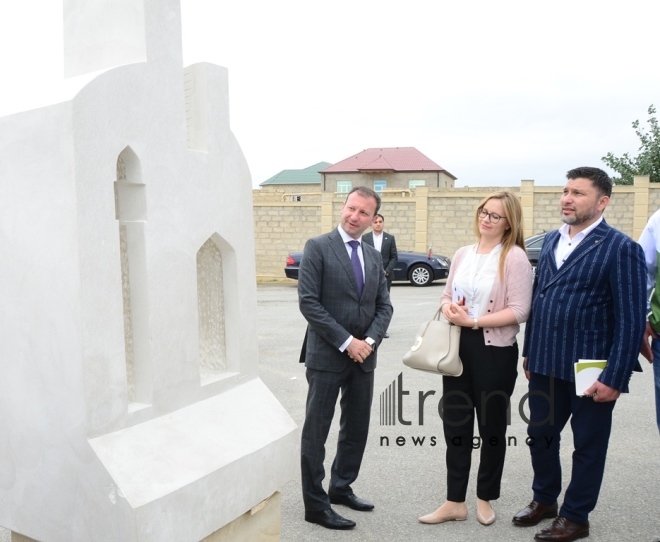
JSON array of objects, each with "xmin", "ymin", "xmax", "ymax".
[{"xmin": 0, "ymin": 1, "xmax": 297, "ymax": 541}]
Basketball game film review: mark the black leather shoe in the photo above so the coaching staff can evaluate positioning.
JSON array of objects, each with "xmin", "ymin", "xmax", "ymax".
[
  {"xmin": 534, "ymin": 516, "xmax": 589, "ymax": 541},
  {"xmin": 304, "ymin": 508, "xmax": 356, "ymax": 530},
  {"xmin": 512, "ymin": 500, "xmax": 558, "ymax": 526},
  {"xmin": 329, "ymin": 493, "xmax": 375, "ymax": 511}
]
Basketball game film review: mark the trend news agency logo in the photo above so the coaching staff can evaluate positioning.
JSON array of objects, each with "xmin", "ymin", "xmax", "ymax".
[{"xmin": 378, "ymin": 372, "xmax": 556, "ymax": 449}]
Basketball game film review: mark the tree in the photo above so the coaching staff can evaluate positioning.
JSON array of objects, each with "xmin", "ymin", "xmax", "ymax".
[{"xmin": 602, "ymin": 105, "xmax": 660, "ymax": 185}]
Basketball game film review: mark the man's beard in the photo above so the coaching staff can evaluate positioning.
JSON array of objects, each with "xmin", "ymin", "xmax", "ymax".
[{"xmin": 560, "ymin": 208, "xmax": 597, "ymax": 226}]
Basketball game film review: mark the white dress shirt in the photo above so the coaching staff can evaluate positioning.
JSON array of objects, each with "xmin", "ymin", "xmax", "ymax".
[
  {"xmin": 555, "ymin": 216, "xmax": 603, "ymax": 269},
  {"xmin": 372, "ymin": 231, "xmax": 384, "ymax": 252}
]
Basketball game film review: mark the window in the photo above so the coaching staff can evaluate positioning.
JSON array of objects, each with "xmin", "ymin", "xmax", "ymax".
[
  {"xmin": 374, "ymin": 180, "xmax": 387, "ymax": 193},
  {"xmin": 409, "ymin": 180, "xmax": 426, "ymax": 189},
  {"xmin": 337, "ymin": 180, "xmax": 352, "ymax": 195},
  {"xmin": 527, "ymin": 237, "xmax": 544, "ymax": 249}
]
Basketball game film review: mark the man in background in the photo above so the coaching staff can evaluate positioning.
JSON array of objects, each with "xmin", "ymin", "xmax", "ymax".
[{"xmin": 363, "ymin": 213, "xmax": 397, "ymax": 338}]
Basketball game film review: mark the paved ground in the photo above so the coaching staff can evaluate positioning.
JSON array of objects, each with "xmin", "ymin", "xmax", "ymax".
[
  {"xmin": 2, "ymin": 282, "xmax": 657, "ymax": 542},
  {"xmin": 257, "ymin": 282, "xmax": 659, "ymax": 542}
]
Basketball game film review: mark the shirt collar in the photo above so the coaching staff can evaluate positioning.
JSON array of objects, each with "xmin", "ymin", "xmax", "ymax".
[
  {"xmin": 338, "ymin": 225, "xmax": 361, "ymax": 244},
  {"xmin": 558, "ymin": 215, "xmax": 603, "ymax": 240}
]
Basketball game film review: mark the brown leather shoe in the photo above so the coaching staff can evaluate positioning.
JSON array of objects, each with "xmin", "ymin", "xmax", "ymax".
[
  {"xmin": 512, "ymin": 500, "xmax": 558, "ymax": 526},
  {"xmin": 534, "ymin": 516, "xmax": 589, "ymax": 541}
]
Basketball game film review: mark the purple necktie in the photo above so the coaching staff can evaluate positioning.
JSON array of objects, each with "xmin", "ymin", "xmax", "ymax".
[{"xmin": 348, "ymin": 240, "xmax": 364, "ymax": 296}]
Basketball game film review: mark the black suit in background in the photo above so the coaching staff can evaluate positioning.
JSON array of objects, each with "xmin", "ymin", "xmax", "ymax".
[
  {"xmin": 362, "ymin": 231, "xmax": 398, "ymax": 291},
  {"xmin": 298, "ymin": 227, "xmax": 393, "ymax": 512}
]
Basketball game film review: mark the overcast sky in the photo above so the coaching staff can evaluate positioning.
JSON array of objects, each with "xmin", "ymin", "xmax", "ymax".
[{"xmin": 2, "ymin": 1, "xmax": 659, "ymax": 188}]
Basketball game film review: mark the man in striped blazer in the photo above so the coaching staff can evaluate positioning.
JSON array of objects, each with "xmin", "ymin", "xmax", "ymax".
[{"xmin": 512, "ymin": 167, "xmax": 646, "ymax": 542}]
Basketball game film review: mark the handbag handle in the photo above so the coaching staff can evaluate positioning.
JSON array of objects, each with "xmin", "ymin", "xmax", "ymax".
[{"xmin": 420, "ymin": 308, "xmax": 454, "ymax": 336}]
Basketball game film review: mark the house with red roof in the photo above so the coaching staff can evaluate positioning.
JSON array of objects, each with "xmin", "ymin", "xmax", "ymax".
[{"xmin": 320, "ymin": 147, "xmax": 456, "ymax": 194}]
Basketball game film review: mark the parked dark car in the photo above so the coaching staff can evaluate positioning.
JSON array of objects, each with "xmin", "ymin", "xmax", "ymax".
[
  {"xmin": 525, "ymin": 232, "xmax": 546, "ymax": 267},
  {"xmin": 285, "ymin": 249, "xmax": 451, "ymax": 287}
]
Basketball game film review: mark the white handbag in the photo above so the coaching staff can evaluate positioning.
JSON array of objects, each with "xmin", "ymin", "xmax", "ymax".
[{"xmin": 403, "ymin": 309, "xmax": 463, "ymax": 376}]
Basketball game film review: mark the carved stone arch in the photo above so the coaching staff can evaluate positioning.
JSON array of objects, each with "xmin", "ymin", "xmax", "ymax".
[
  {"xmin": 115, "ymin": 145, "xmax": 151, "ymax": 405},
  {"xmin": 196, "ymin": 234, "xmax": 239, "ymax": 382},
  {"xmin": 116, "ymin": 145, "xmax": 142, "ymax": 183}
]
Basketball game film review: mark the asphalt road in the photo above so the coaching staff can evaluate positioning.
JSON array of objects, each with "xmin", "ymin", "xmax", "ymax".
[
  {"xmin": 257, "ymin": 281, "xmax": 659, "ymax": 542},
  {"xmin": 2, "ymin": 282, "xmax": 657, "ymax": 542}
]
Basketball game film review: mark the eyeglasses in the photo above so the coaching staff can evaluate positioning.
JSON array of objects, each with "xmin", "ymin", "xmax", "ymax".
[{"xmin": 478, "ymin": 208, "xmax": 507, "ymax": 224}]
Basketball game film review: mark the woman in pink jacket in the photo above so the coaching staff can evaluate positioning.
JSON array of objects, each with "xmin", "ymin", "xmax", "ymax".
[{"xmin": 419, "ymin": 191, "xmax": 532, "ymax": 528}]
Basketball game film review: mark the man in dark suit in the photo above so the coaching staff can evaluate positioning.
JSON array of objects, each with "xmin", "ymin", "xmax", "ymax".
[
  {"xmin": 363, "ymin": 214, "xmax": 397, "ymax": 338},
  {"xmin": 512, "ymin": 167, "xmax": 646, "ymax": 542},
  {"xmin": 298, "ymin": 187, "xmax": 393, "ymax": 530},
  {"xmin": 363, "ymin": 214, "xmax": 398, "ymax": 292}
]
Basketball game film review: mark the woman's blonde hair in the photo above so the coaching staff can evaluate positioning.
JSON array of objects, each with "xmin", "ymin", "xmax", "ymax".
[{"xmin": 473, "ymin": 191, "xmax": 526, "ymax": 280}]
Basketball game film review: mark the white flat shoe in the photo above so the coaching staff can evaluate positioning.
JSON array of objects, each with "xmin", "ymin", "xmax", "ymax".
[
  {"xmin": 476, "ymin": 500, "xmax": 495, "ymax": 526},
  {"xmin": 418, "ymin": 504, "xmax": 468, "ymax": 524}
]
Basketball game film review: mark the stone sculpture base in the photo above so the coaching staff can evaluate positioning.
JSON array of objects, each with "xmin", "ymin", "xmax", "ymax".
[
  {"xmin": 11, "ymin": 493, "xmax": 281, "ymax": 542},
  {"xmin": 202, "ymin": 492, "xmax": 280, "ymax": 542}
]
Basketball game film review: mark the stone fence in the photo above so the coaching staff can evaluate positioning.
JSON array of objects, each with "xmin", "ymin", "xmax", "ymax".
[{"xmin": 252, "ymin": 176, "xmax": 659, "ymax": 280}]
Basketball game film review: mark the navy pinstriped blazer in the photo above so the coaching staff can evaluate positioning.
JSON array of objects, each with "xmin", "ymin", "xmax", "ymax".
[{"xmin": 523, "ymin": 220, "xmax": 646, "ymax": 392}]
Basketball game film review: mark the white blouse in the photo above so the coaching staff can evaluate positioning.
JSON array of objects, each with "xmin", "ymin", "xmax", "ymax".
[{"xmin": 450, "ymin": 243, "xmax": 501, "ymax": 319}]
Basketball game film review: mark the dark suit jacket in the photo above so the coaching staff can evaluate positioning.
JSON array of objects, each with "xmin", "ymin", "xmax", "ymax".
[
  {"xmin": 362, "ymin": 231, "xmax": 398, "ymax": 277},
  {"xmin": 523, "ymin": 220, "xmax": 646, "ymax": 392},
  {"xmin": 298, "ymin": 228, "xmax": 393, "ymax": 372}
]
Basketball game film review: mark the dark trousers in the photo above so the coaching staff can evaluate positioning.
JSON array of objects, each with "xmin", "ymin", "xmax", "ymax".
[
  {"xmin": 442, "ymin": 328, "xmax": 518, "ymax": 502},
  {"xmin": 300, "ymin": 362, "xmax": 374, "ymax": 511},
  {"xmin": 527, "ymin": 373, "xmax": 615, "ymax": 524}
]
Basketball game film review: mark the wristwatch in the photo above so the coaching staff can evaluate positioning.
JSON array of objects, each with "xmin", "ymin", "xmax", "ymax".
[{"xmin": 365, "ymin": 337, "xmax": 376, "ymax": 347}]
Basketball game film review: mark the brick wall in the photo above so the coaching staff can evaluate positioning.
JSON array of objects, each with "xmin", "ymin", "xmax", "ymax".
[
  {"xmin": 531, "ymin": 188, "xmax": 562, "ymax": 235},
  {"xmin": 376, "ymin": 200, "xmax": 417, "ymax": 251},
  {"xmin": 427, "ymin": 189, "xmax": 518, "ymax": 258},
  {"xmin": 649, "ymin": 186, "xmax": 660, "ymax": 215},
  {"xmin": 606, "ymin": 189, "xmax": 635, "ymax": 233},
  {"xmin": 253, "ymin": 202, "xmax": 321, "ymax": 277},
  {"xmin": 253, "ymin": 177, "xmax": 658, "ymax": 280}
]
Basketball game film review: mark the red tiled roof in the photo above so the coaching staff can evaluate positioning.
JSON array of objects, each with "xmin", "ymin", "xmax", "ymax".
[
  {"xmin": 360, "ymin": 155, "xmax": 395, "ymax": 171},
  {"xmin": 321, "ymin": 147, "xmax": 455, "ymax": 178}
]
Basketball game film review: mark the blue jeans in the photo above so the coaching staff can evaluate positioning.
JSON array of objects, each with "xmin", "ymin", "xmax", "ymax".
[{"xmin": 652, "ymin": 338, "xmax": 660, "ymax": 433}]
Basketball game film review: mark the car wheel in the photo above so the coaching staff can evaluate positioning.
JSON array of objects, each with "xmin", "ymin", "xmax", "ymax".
[{"xmin": 409, "ymin": 264, "xmax": 432, "ymax": 286}]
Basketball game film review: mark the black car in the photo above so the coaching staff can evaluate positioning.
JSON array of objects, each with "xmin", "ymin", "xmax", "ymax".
[
  {"xmin": 525, "ymin": 232, "xmax": 546, "ymax": 267},
  {"xmin": 285, "ymin": 250, "xmax": 451, "ymax": 287}
]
